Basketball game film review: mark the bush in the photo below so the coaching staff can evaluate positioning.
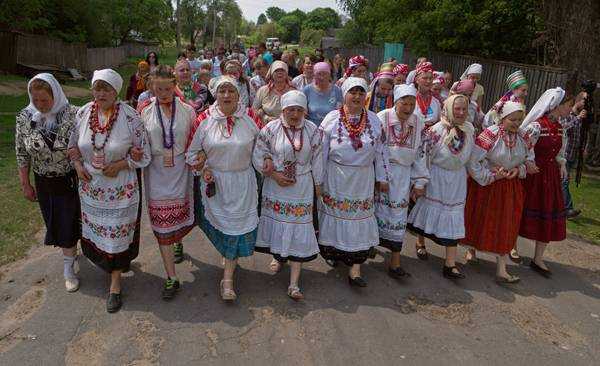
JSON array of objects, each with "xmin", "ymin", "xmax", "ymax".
[{"xmin": 300, "ymin": 28, "xmax": 325, "ymax": 48}]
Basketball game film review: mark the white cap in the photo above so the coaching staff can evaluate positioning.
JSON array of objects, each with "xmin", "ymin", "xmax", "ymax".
[
  {"xmin": 499, "ymin": 101, "xmax": 525, "ymax": 119},
  {"xmin": 281, "ymin": 90, "xmax": 307, "ymax": 110},
  {"xmin": 460, "ymin": 63, "xmax": 483, "ymax": 80},
  {"xmin": 341, "ymin": 77, "xmax": 368, "ymax": 98},
  {"xmin": 92, "ymin": 69, "xmax": 123, "ymax": 94},
  {"xmin": 393, "ymin": 84, "xmax": 417, "ymax": 102}
]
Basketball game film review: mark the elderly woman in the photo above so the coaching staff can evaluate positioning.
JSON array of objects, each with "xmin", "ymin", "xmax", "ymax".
[
  {"xmin": 459, "ymin": 63, "xmax": 485, "ymax": 107},
  {"xmin": 462, "ymin": 102, "xmax": 531, "ymax": 283},
  {"xmin": 252, "ymin": 60, "xmax": 295, "ymax": 124},
  {"xmin": 407, "ymin": 94, "xmax": 474, "ymax": 279},
  {"xmin": 186, "ymin": 76, "xmax": 260, "ymax": 301},
  {"xmin": 393, "ymin": 64, "xmax": 410, "ymax": 85},
  {"xmin": 15, "ymin": 73, "xmax": 81, "ymax": 292},
  {"xmin": 449, "ymin": 79, "xmax": 485, "ymax": 134},
  {"xmin": 483, "ymin": 70, "xmax": 528, "ymax": 130},
  {"xmin": 336, "ymin": 55, "xmax": 369, "ymax": 86},
  {"xmin": 375, "ymin": 84, "xmax": 429, "ymax": 279},
  {"xmin": 69, "ymin": 69, "xmax": 150, "ymax": 312},
  {"xmin": 174, "ymin": 59, "xmax": 209, "ymax": 114},
  {"xmin": 519, "ymin": 88, "xmax": 576, "ymax": 278},
  {"xmin": 303, "ymin": 62, "xmax": 343, "ymax": 126},
  {"xmin": 138, "ymin": 65, "xmax": 196, "ymax": 299},
  {"xmin": 318, "ymin": 77, "xmax": 390, "ymax": 287},
  {"xmin": 126, "ymin": 61, "xmax": 150, "ymax": 109},
  {"xmin": 253, "ymin": 90, "xmax": 324, "ymax": 300},
  {"xmin": 220, "ymin": 59, "xmax": 252, "ymax": 108},
  {"xmin": 365, "ymin": 63, "xmax": 395, "ymax": 113},
  {"xmin": 292, "ymin": 54, "xmax": 317, "ymax": 90}
]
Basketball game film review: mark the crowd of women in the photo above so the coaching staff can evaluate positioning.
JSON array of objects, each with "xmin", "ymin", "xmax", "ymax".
[{"xmin": 15, "ymin": 48, "xmax": 587, "ymax": 313}]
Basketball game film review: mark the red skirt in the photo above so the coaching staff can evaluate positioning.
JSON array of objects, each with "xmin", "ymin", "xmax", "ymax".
[
  {"xmin": 462, "ymin": 177, "xmax": 524, "ymax": 255},
  {"xmin": 519, "ymin": 160, "xmax": 566, "ymax": 242}
]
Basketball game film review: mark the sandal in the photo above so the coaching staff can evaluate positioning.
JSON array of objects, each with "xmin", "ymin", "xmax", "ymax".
[
  {"xmin": 416, "ymin": 245, "xmax": 428, "ymax": 260},
  {"xmin": 220, "ymin": 279, "xmax": 237, "ymax": 301},
  {"xmin": 465, "ymin": 249, "xmax": 479, "ymax": 265},
  {"xmin": 509, "ymin": 249, "xmax": 522, "ymax": 264},
  {"xmin": 287, "ymin": 285, "xmax": 304, "ymax": 301},
  {"xmin": 495, "ymin": 274, "xmax": 520, "ymax": 284},
  {"xmin": 269, "ymin": 258, "xmax": 283, "ymax": 273},
  {"xmin": 443, "ymin": 266, "xmax": 465, "ymax": 279}
]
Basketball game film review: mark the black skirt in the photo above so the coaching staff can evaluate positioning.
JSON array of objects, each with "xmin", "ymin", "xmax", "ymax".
[
  {"xmin": 406, "ymin": 224, "xmax": 458, "ymax": 247},
  {"xmin": 318, "ymin": 244, "xmax": 374, "ymax": 266},
  {"xmin": 379, "ymin": 238, "xmax": 403, "ymax": 252},
  {"xmin": 34, "ymin": 172, "xmax": 81, "ymax": 248}
]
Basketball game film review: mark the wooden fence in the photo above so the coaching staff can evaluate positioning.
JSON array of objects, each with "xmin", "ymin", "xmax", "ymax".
[{"xmin": 86, "ymin": 47, "xmax": 126, "ymax": 73}]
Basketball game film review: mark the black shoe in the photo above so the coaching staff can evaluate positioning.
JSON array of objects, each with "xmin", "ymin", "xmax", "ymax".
[
  {"xmin": 388, "ymin": 266, "xmax": 410, "ymax": 280},
  {"xmin": 325, "ymin": 259, "xmax": 338, "ymax": 267},
  {"xmin": 161, "ymin": 278, "xmax": 181, "ymax": 300},
  {"xmin": 443, "ymin": 266, "xmax": 465, "ymax": 279},
  {"xmin": 530, "ymin": 261, "xmax": 552, "ymax": 278},
  {"xmin": 416, "ymin": 246, "xmax": 428, "ymax": 260},
  {"xmin": 173, "ymin": 243, "xmax": 184, "ymax": 264},
  {"xmin": 107, "ymin": 293, "xmax": 122, "ymax": 313},
  {"xmin": 566, "ymin": 209, "xmax": 581, "ymax": 219},
  {"xmin": 348, "ymin": 276, "xmax": 367, "ymax": 287}
]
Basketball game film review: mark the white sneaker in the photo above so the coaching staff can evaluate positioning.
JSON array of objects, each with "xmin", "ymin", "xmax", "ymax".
[{"xmin": 65, "ymin": 277, "xmax": 80, "ymax": 292}]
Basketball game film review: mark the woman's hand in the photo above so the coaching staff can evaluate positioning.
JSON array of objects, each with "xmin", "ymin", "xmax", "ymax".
[
  {"xmin": 315, "ymin": 185, "xmax": 322, "ymax": 199},
  {"xmin": 505, "ymin": 167, "xmax": 519, "ymax": 180},
  {"xmin": 410, "ymin": 187, "xmax": 425, "ymax": 202},
  {"xmin": 263, "ymin": 158, "xmax": 274, "ymax": 176},
  {"xmin": 189, "ymin": 151, "xmax": 207, "ymax": 171},
  {"xmin": 203, "ymin": 168, "xmax": 214, "ymax": 184},
  {"xmin": 377, "ymin": 181, "xmax": 390, "ymax": 193},
  {"xmin": 22, "ymin": 183, "xmax": 37, "ymax": 202},
  {"xmin": 102, "ymin": 160, "xmax": 128, "ymax": 177},
  {"xmin": 130, "ymin": 147, "xmax": 144, "ymax": 162},
  {"xmin": 525, "ymin": 160, "xmax": 540, "ymax": 174},
  {"xmin": 560, "ymin": 164, "xmax": 568, "ymax": 180},
  {"xmin": 272, "ymin": 171, "xmax": 294, "ymax": 187},
  {"xmin": 74, "ymin": 161, "xmax": 92, "ymax": 182}
]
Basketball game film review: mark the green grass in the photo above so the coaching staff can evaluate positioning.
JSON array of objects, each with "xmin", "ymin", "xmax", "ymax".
[{"xmin": 567, "ymin": 176, "xmax": 600, "ymax": 244}]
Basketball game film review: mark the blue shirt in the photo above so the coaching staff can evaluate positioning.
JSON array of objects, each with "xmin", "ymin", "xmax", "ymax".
[
  {"xmin": 262, "ymin": 52, "xmax": 273, "ymax": 65},
  {"xmin": 303, "ymin": 84, "xmax": 343, "ymax": 126}
]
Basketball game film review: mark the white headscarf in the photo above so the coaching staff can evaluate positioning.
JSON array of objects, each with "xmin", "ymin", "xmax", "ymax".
[
  {"xmin": 499, "ymin": 101, "xmax": 525, "ymax": 120},
  {"xmin": 26, "ymin": 73, "xmax": 69, "ymax": 130},
  {"xmin": 460, "ymin": 63, "xmax": 483, "ymax": 80},
  {"xmin": 281, "ymin": 90, "xmax": 307, "ymax": 110},
  {"xmin": 209, "ymin": 75, "xmax": 240, "ymax": 97},
  {"xmin": 393, "ymin": 84, "xmax": 417, "ymax": 102},
  {"xmin": 520, "ymin": 87, "xmax": 565, "ymax": 128},
  {"xmin": 266, "ymin": 60, "xmax": 288, "ymax": 81},
  {"xmin": 92, "ymin": 69, "xmax": 123, "ymax": 94},
  {"xmin": 341, "ymin": 77, "xmax": 368, "ymax": 98}
]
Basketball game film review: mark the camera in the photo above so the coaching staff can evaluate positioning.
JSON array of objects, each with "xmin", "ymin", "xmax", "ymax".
[{"xmin": 581, "ymin": 80, "xmax": 597, "ymax": 94}]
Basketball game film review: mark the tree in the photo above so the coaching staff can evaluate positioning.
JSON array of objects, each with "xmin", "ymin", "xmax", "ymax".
[
  {"xmin": 278, "ymin": 15, "xmax": 303, "ymax": 43},
  {"xmin": 300, "ymin": 28, "xmax": 325, "ymax": 47},
  {"xmin": 179, "ymin": 0, "xmax": 207, "ymax": 46},
  {"xmin": 257, "ymin": 13, "xmax": 268, "ymax": 26},
  {"xmin": 265, "ymin": 6, "xmax": 286, "ymax": 22},
  {"xmin": 303, "ymin": 7, "xmax": 340, "ymax": 31}
]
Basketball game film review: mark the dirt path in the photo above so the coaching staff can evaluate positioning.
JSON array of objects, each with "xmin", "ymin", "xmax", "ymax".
[
  {"xmin": 0, "ymin": 217, "xmax": 599, "ymax": 365},
  {"xmin": 0, "ymin": 81, "xmax": 91, "ymax": 98}
]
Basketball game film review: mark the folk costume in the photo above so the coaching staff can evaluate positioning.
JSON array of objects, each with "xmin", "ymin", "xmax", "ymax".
[
  {"xmin": 413, "ymin": 62, "xmax": 442, "ymax": 127},
  {"xmin": 365, "ymin": 63, "xmax": 395, "ymax": 113},
  {"xmin": 483, "ymin": 70, "xmax": 528, "ymax": 128}
]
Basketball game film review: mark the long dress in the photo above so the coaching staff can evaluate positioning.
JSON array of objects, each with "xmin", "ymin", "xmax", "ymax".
[
  {"xmin": 318, "ymin": 109, "xmax": 390, "ymax": 265},
  {"xmin": 519, "ymin": 116, "xmax": 570, "ymax": 242},
  {"xmin": 252, "ymin": 118, "xmax": 324, "ymax": 262},
  {"xmin": 375, "ymin": 109, "xmax": 429, "ymax": 252},
  {"xmin": 186, "ymin": 104, "xmax": 260, "ymax": 259},
  {"xmin": 70, "ymin": 102, "xmax": 151, "ymax": 272},
  {"xmin": 407, "ymin": 121, "xmax": 474, "ymax": 246},
  {"xmin": 462, "ymin": 125, "xmax": 530, "ymax": 254},
  {"xmin": 140, "ymin": 97, "xmax": 196, "ymax": 245}
]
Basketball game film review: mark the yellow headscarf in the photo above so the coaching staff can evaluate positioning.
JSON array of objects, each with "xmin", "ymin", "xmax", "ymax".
[{"xmin": 440, "ymin": 94, "xmax": 474, "ymax": 146}]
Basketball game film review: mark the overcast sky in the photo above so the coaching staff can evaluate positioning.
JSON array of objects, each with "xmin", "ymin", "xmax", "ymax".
[{"xmin": 236, "ymin": 0, "xmax": 343, "ymax": 22}]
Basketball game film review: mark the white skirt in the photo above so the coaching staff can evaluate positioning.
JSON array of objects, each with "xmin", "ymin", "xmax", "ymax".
[
  {"xmin": 375, "ymin": 162, "xmax": 411, "ymax": 242},
  {"xmin": 407, "ymin": 164, "xmax": 466, "ymax": 240},
  {"xmin": 318, "ymin": 161, "xmax": 378, "ymax": 252},
  {"xmin": 256, "ymin": 171, "xmax": 318, "ymax": 259}
]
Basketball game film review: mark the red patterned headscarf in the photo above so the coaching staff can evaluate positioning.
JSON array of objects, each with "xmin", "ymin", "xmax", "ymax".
[
  {"xmin": 393, "ymin": 64, "xmax": 409, "ymax": 76},
  {"xmin": 345, "ymin": 55, "xmax": 367, "ymax": 77},
  {"xmin": 415, "ymin": 62, "xmax": 433, "ymax": 77}
]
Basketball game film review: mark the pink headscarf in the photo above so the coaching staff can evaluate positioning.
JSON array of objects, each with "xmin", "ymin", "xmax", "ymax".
[
  {"xmin": 451, "ymin": 79, "xmax": 475, "ymax": 94},
  {"xmin": 393, "ymin": 64, "xmax": 409, "ymax": 76},
  {"xmin": 345, "ymin": 55, "xmax": 367, "ymax": 77},
  {"xmin": 314, "ymin": 62, "xmax": 331, "ymax": 74},
  {"xmin": 415, "ymin": 62, "xmax": 433, "ymax": 77}
]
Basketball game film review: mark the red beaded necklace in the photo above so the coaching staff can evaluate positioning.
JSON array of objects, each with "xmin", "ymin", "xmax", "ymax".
[
  {"xmin": 340, "ymin": 106, "xmax": 367, "ymax": 138},
  {"xmin": 89, "ymin": 102, "xmax": 120, "ymax": 150}
]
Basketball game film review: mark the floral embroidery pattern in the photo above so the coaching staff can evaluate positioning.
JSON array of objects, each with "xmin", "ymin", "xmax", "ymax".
[
  {"xmin": 82, "ymin": 213, "xmax": 136, "ymax": 239},
  {"xmin": 377, "ymin": 217, "xmax": 406, "ymax": 231},
  {"xmin": 80, "ymin": 181, "xmax": 138, "ymax": 202},
  {"xmin": 374, "ymin": 193, "xmax": 408, "ymax": 209},
  {"xmin": 322, "ymin": 193, "xmax": 373, "ymax": 212},
  {"xmin": 262, "ymin": 197, "xmax": 312, "ymax": 217}
]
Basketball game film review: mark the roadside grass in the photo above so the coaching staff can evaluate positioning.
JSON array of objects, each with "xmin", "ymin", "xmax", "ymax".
[{"xmin": 567, "ymin": 176, "xmax": 600, "ymax": 244}]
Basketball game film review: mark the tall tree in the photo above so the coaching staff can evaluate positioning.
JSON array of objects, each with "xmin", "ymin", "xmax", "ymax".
[
  {"xmin": 265, "ymin": 6, "xmax": 286, "ymax": 22},
  {"xmin": 303, "ymin": 7, "xmax": 340, "ymax": 30},
  {"xmin": 257, "ymin": 13, "xmax": 268, "ymax": 26}
]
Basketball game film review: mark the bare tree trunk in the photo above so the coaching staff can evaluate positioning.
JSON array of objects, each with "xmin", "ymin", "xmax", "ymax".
[{"xmin": 176, "ymin": 0, "xmax": 182, "ymax": 48}]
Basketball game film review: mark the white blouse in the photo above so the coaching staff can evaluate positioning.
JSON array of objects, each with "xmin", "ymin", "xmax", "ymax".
[{"xmin": 425, "ymin": 121, "xmax": 474, "ymax": 171}]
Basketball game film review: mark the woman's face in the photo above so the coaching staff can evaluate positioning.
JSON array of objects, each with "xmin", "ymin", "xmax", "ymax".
[
  {"xmin": 30, "ymin": 88, "xmax": 54, "ymax": 113},
  {"xmin": 272, "ymin": 69, "xmax": 287, "ymax": 82},
  {"xmin": 395, "ymin": 96, "xmax": 416, "ymax": 120},
  {"xmin": 443, "ymin": 72, "xmax": 452, "ymax": 88},
  {"xmin": 554, "ymin": 100, "xmax": 574, "ymax": 118},
  {"xmin": 283, "ymin": 106, "xmax": 305, "ymax": 124},
  {"xmin": 376, "ymin": 79, "xmax": 393, "ymax": 97},
  {"xmin": 416, "ymin": 72, "xmax": 433, "ymax": 91},
  {"xmin": 153, "ymin": 78, "xmax": 176, "ymax": 104},
  {"xmin": 352, "ymin": 65, "xmax": 368, "ymax": 79},
  {"xmin": 314, "ymin": 70, "xmax": 330, "ymax": 85},
  {"xmin": 303, "ymin": 57, "xmax": 314, "ymax": 75},
  {"xmin": 501, "ymin": 110, "xmax": 524, "ymax": 133},
  {"xmin": 225, "ymin": 64, "xmax": 241, "ymax": 80},
  {"xmin": 255, "ymin": 65, "xmax": 267, "ymax": 78},
  {"xmin": 148, "ymin": 53, "xmax": 157, "ymax": 64},
  {"xmin": 431, "ymin": 83, "xmax": 442, "ymax": 94},
  {"xmin": 344, "ymin": 87, "xmax": 366, "ymax": 110},
  {"xmin": 468, "ymin": 74, "xmax": 480, "ymax": 83},
  {"xmin": 92, "ymin": 81, "xmax": 117, "ymax": 110},
  {"xmin": 452, "ymin": 97, "xmax": 468, "ymax": 124},
  {"xmin": 175, "ymin": 63, "xmax": 191, "ymax": 84},
  {"xmin": 334, "ymin": 54, "xmax": 342, "ymax": 65},
  {"xmin": 394, "ymin": 74, "xmax": 406, "ymax": 85},
  {"xmin": 216, "ymin": 83, "xmax": 239, "ymax": 110},
  {"xmin": 514, "ymin": 84, "xmax": 528, "ymax": 99}
]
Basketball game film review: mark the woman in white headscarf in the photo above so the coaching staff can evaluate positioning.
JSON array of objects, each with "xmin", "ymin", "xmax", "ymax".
[
  {"xmin": 375, "ymin": 84, "xmax": 429, "ymax": 279},
  {"xmin": 68, "ymin": 69, "xmax": 151, "ymax": 313},
  {"xmin": 318, "ymin": 77, "xmax": 391, "ymax": 287},
  {"xmin": 252, "ymin": 90, "xmax": 324, "ymax": 300},
  {"xmin": 462, "ymin": 101, "xmax": 532, "ymax": 283},
  {"xmin": 186, "ymin": 76, "xmax": 261, "ymax": 302},
  {"xmin": 15, "ymin": 73, "xmax": 81, "ymax": 293},
  {"xmin": 458, "ymin": 63, "xmax": 484, "ymax": 107},
  {"xmin": 407, "ymin": 94, "xmax": 475, "ymax": 279},
  {"xmin": 252, "ymin": 60, "xmax": 295, "ymax": 123},
  {"xmin": 518, "ymin": 88, "xmax": 576, "ymax": 278}
]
